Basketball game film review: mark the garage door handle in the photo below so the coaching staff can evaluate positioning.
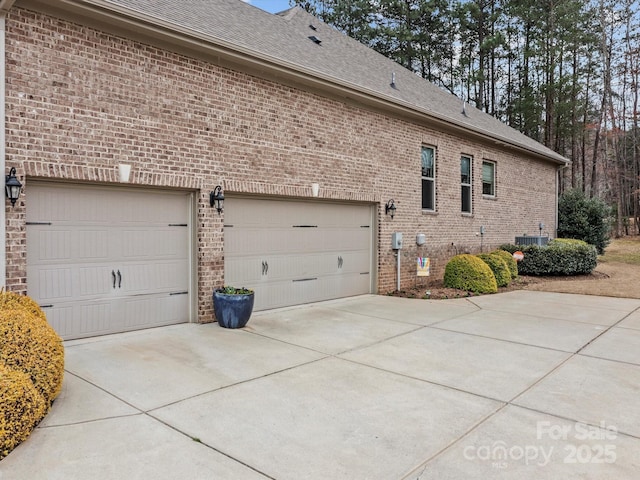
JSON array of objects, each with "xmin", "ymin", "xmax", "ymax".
[
  {"xmin": 112, "ymin": 270, "xmax": 116, "ymax": 289},
  {"xmin": 117, "ymin": 270, "xmax": 122, "ymax": 288},
  {"xmin": 338, "ymin": 256, "xmax": 343, "ymax": 268}
]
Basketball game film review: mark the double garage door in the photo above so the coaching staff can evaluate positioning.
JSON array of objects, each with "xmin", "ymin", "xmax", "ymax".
[
  {"xmin": 224, "ymin": 197, "xmax": 375, "ymax": 311},
  {"xmin": 26, "ymin": 186, "xmax": 374, "ymax": 339},
  {"xmin": 26, "ymin": 183, "xmax": 192, "ymax": 340}
]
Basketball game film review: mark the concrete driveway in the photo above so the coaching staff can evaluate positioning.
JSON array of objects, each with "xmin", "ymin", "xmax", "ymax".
[{"xmin": 2, "ymin": 290, "xmax": 640, "ymax": 479}]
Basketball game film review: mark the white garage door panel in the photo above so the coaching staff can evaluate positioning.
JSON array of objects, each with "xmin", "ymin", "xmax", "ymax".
[
  {"xmin": 122, "ymin": 293, "xmax": 188, "ymax": 329},
  {"xmin": 121, "ymin": 228, "xmax": 187, "ymax": 259},
  {"xmin": 225, "ymin": 197, "xmax": 374, "ymax": 311},
  {"xmin": 77, "ymin": 265, "xmax": 115, "ymax": 297},
  {"xmin": 29, "ymin": 187, "xmax": 187, "ymax": 225},
  {"xmin": 27, "ymin": 264, "xmax": 112, "ymax": 303},
  {"xmin": 42, "ymin": 292, "xmax": 188, "ymax": 339},
  {"xmin": 118, "ymin": 261, "xmax": 189, "ymax": 295},
  {"xmin": 28, "ymin": 227, "xmax": 110, "ymax": 264},
  {"xmin": 252, "ymin": 282, "xmax": 292, "ymax": 310},
  {"xmin": 27, "ymin": 183, "xmax": 191, "ymax": 340},
  {"xmin": 27, "ymin": 266, "xmax": 75, "ymax": 301},
  {"xmin": 225, "ymin": 253, "xmax": 330, "ymax": 285},
  {"xmin": 42, "ymin": 301, "xmax": 113, "ymax": 339}
]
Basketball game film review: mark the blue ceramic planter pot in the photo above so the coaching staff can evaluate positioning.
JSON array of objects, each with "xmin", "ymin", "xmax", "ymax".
[{"xmin": 213, "ymin": 290, "xmax": 255, "ymax": 329}]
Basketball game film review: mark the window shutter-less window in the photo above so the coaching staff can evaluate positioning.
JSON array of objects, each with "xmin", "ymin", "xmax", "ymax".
[
  {"xmin": 421, "ymin": 147, "xmax": 435, "ymax": 210},
  {"xmin": 461, "ymin": 156, "xmax": 472, "ymax": 213},
  {"xmin": 482, "ymin": 162, "xmax": 495, "ymax": 196}
]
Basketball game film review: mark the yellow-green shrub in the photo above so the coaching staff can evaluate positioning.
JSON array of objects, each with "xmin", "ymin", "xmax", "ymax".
[
  {"xmin": 0, "ymin": 364, "xmax": 46, "ymax": 460},
  {"xmin": 477, "ymin": 253, "xmax": 512, "ymax": 287},
  {"xmin": 0, "ymin": 291, "xmax": 47, "ymax": 322},
  {"xmin": 491, "ymin": 249, "xmax": 518, "ymax": 279},
  {"xmin": 549, "ymin": 238, "xmax": 588, "ymax": 247},
  {"xmin": 444, "ymin": 254, "xmax": 498, "ymax": 294},
  {"xmin": 0, "ymin": 308, "xmax": 64, "ymax": 407}
]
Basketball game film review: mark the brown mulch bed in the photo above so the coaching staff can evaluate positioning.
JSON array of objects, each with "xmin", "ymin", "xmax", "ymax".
[
  {"xmin": 390, "ymin": 237, "xmax": 638, "ymax": 300},
  {"xmin": 388, "ymin": 271, "xmax": 611, "ymax": 300}
]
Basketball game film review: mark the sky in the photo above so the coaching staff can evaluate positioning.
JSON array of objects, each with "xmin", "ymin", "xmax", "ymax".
[{"xmin": 243, "ymin": 0, "xmax": 293, "ymax": 14}]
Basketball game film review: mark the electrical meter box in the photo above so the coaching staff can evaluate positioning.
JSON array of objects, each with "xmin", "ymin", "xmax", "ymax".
[{"xmin": 392, "ymin": 232, "xmax": 403, "ymax": 249}]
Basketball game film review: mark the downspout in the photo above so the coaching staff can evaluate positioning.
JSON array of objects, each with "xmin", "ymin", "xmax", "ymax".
[{"xmin": 0, "ymin": 0, "xmax": 14, "ymax": 289}]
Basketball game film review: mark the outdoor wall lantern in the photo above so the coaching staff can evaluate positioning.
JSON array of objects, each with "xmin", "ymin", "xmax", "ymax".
[
  {"xmin": 385, "ymin": 199, "xmax": 396, "ymax": 219},
  {"xmin": 5, "ymin": 167, "xmax": 22, "ymax": 207},
  {"xmin": 209, "ymin": 185, "xmax": 224, "ymax": 214}
]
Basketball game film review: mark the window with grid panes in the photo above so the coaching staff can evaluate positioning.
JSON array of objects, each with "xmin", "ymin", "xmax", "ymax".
[
  {"xmin": 482, "ymin": 161, "xmax": 495, "ymax": 196},
  {"xmin": 421, "ymin": 146, "xmax": 435, "ymax": 210},
  {"xmin": 461, "ymin": 155, "xmax": 472, "ymax": 213}
]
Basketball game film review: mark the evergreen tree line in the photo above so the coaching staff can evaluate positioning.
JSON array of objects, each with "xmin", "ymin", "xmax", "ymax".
[{"xmin": 292, "ymin": 0, "xmax": 640, "ymax": 235}]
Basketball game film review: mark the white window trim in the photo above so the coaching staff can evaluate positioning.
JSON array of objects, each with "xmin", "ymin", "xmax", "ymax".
[
  {"xmin": 482, "ymin": 160, "xmax": 496, "ymax": 198},
  {"xmin": 421, "ymin": 146, "xmax": 436, "ymax": 212},
  {"xmin": 461, "ymin": 154, "xmax": 473, "ymax": 214}
]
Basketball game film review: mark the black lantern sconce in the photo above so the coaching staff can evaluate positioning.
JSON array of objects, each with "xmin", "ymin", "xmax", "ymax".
[
  {"xmin": 5, "ymin": 167, "xmax": 22, "ymax": 207},
  {"xmin": 385, "ymin": 199, "xmax": 396, "ymax": 219},
  {"xmin": 209, "ymin": 185, "xmax": 224, "ymax": 214}
]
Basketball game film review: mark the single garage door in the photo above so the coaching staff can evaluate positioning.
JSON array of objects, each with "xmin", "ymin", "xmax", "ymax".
[
  {"xmin": 224, "ymin": 197, "xmax": 374, "ymax": 311},
  {"xmin": 27, "ymin": 183, "xmax": 192, "ymax": 340}
]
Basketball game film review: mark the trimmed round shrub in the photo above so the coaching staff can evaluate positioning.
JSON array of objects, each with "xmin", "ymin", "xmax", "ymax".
[
  {"xmin": 0, "ymin": 308, "xmax": 64, "ymax": 407},
  {"xmin": 0, "ymin": 364, "xmax": 47, "ymax": 460},
  {"xmin": 0, "ymin": 291, "xmax": 47, "ymax": 323},
  {"xmin": 477, "ymin": 253, "xmax": 511, "ymax": 287},
  {"xmin": 444, "ymin": 254, "xmax": 498, "ymax": 294},
  {"xmin": 491, "ymin": 249, "xmax": 518, "ymax": 279}
]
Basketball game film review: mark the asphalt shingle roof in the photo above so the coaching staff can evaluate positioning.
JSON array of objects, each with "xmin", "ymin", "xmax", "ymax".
[{"xmin": 94, "ymin": 0, "xmax": 568, "ymax": 164}]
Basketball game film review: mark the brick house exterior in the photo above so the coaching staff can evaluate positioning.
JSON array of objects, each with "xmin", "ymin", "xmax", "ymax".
[{"xmin": 2, "ymin": 0, "xmax": 567, "ymax": 335}]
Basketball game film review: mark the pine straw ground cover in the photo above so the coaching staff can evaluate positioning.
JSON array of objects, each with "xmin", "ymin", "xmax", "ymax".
[{"xmin": 390, "ymin": 236, "xmax": 640, "ymax": 300}]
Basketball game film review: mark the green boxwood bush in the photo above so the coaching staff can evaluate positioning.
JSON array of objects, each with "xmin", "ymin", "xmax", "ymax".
[
  {"xmin": 499, "ymin": 241, "xmax": 597, "ymax": 276},
  {"xmin": 491, "ymin": 249, "xmax": 518, "ymax": 278},
  {"xmin": 444, "ymin": 254, "xmax": 498, "ymax": 293},
  {"xmin": 477, "ymin": 253, "xmax": 512, "ymax": 287}
]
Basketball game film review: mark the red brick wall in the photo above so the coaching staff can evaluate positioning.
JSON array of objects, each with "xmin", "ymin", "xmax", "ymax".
[{"xmin": 4, "ymin": 8, "xmax": 558, "ymax": 319}]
